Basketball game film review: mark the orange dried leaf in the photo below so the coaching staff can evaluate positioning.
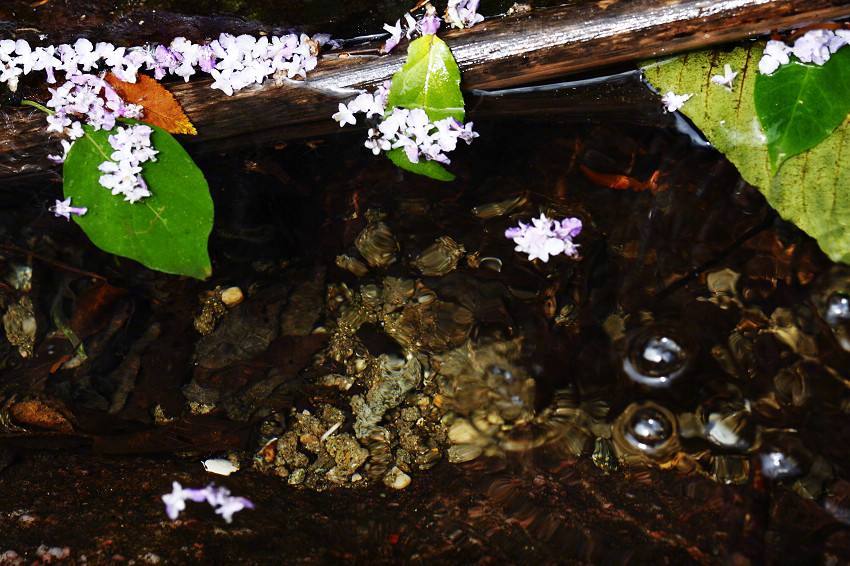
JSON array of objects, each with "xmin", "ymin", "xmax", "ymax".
[
  {"xmin": 105, "ymin": 73, "xmax": 197, "ymax": 135},
  {"xmin": 10, "ymin": 399, "xmax": 74, "ymax": 432}
]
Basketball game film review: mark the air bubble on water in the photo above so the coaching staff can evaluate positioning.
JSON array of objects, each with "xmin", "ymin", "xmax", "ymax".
[
  {"xmin": 613, "ymin": 402, "xmax": 679, "ymax": 459},
  {"xmin": 760, "ymin": 451, "xmax": 802, "ymax": 480},
  {"xmin": 622, "ymin": 326, "xmax": 693, "ymax": 388},
  {"xmin": 825, "ymin": 292, "xmax": 850, "ymax": 327}
]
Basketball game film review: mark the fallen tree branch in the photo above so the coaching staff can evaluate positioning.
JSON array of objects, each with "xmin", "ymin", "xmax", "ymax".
[{"xmin": 3, "ymin": 0, "xmax": 850, "ymax": 181}]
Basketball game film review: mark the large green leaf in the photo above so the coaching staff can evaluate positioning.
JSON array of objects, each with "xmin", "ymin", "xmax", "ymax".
[
  {"xmin": 64, "ymin": 124, "xmax": 214, "ymax": 279},
  {"xmin": 643, "ymin": 45, "xmax": 850, "ymax": 265},
  {"xmin": 385, "ymin": 34, "xmax": 465, "ymax": 181},
  {"xmin": 755, "ymin": 48, "xmax": 850, "ymax": 171},
  {"xmin": 386, "ymin": 34, "xmax": 465, "ymax": 122}
]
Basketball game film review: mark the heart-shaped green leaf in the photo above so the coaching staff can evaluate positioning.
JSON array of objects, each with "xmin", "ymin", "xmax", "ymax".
[
  {"xmin": 63, "ymin": 124, "xmax": 214, "ymax": 279},
  {"xmin": 384, "ymin": 34, "xmax": 465, "ymax": 181},
  {"xmin": 755, "ymin": 48, "xmax": 850, "ymax": 171},
  {"xmin": 643, "ymin": 45, "xmax": 850, "ymax": 265}
]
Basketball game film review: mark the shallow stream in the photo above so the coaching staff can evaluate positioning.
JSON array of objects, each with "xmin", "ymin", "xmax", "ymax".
[{"xmin": 1, "ymin": 1, "xmax": 850, "ymax": 564}]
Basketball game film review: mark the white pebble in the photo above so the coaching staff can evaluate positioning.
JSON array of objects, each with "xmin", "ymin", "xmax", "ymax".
[
  {"xmin": 202, "ymin": 458, "xmax": 239, "ymax": 476},
  {"xmin": 220, "ymin": 286, "xmax": 244, "ymax": 307}
]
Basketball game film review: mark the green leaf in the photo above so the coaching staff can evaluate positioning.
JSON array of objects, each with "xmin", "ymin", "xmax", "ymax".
[
  {"xmin": 63, "ymin": 124, "xmax": 214, "ymax": 279},
  {"xmin": 386, "ymin": 34, "xmax": 465, "ymax": 123},
  {"xmin": 383, "ymin": 34, "xmax": 465, "ymax": 182},
  {"xmin": 755, "ymin": 48, "xmax": 850, "ymax": 171},
  {"xmin": 386, "ymin": 148, "xmax": 456, "ymax": 181},
  {"xmin": 643, "ymin": 45, "xmax": 850, "ymax": 265}
]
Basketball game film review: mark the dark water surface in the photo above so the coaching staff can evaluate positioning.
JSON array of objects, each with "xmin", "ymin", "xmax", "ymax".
[{"xmin": 2, "ymin": 2, "xmax": 850, "ymax": 565}]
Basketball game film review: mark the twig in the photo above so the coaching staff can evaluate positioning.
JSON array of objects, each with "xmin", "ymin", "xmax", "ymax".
[{"xmin": 0, "ymin": 242, "xmax": 108, "ymax": 281}]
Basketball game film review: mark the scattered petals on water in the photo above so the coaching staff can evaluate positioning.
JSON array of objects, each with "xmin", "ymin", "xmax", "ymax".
[
  {"xmin": 710, "ymin": 64, "xmax": 738, "ymax": 91},
  {"xmin": 162, "ymin": 481, "xmax": 254, "ymax": 524},
  {"xmin": 505, "ymin": 214, "xmax": 582, "ymax": 263},
  {"xmin": 50, "ymin": 197, "xmax": 87, "ymax": 220},
  {"xmin": 661, "ymin": 91, "xmax": 692, "ymax": 113}
]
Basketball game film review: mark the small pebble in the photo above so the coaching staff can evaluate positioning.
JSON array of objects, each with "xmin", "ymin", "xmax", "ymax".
[
  {"xmin": 220, "ymin": 286, "xmax": 244, "ymax": 307},
  {"xmin": 202, "ymin": 458, "xmax": 239, "ymax": 476},
  {"xmin": 383, "ymin": 466, "xmax": 411, "ymax": 490}
]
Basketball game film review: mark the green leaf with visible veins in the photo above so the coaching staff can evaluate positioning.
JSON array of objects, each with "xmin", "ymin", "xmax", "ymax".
[
  {"xmin": 63, "ymin": 123, "xmax": 214, "ymax": 279},
  {"xmin": 384, "ymin": 34, "xmax": 464, "ymax": 181},
  {"xmin": 643, "ymin": 45, "xmax": 850, "ymax": 265},
  {"xmin": 755, "ymin": 48, "xmax": 850, "ymax": 171}
]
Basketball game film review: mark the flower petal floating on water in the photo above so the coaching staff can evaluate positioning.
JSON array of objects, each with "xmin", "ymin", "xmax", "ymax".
[
  {"xmin": 505, "ymin": 213, "xmax": 582, "ymax": 263},
  {"xmin": 660, "ymin": 91, "xmax": 692, "ymax": 113},
  {"xmin": 710, "ymin": 64, "xmax": 738, "ymax": 91},
  {"xmin": 161, "ymin": 481, "xmax": 254, "ymax": 523},
  {"xmin": 50, "ymin": 197, "xmax": 87, "ymax": 220}
]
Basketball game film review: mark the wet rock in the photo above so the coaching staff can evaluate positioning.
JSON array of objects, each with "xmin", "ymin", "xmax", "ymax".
[
  {"xmin": 412, "ymin": 236, "xmax": 465, "ymax": 277},
  {"xmin": 194, "ymin": 290, "xmax": 227, "ymax": 335},
  {"xmin": 194, "ymin": 290, "xmax": 284, "ymax": 370},
  {"xmin": 383, "ymin": 465, "xmax": 411, "ymax": 490},
  {"xmin": 220, "ymin": 286, "xmax": 244, "ymax": 307},
  {"xmin": 351, "ymin": 355, "xmax": 422, "ymax": 438},
  {"xmin": 280, "ymin": 269, "xmax": 325, "ymax": 336},
  {"xmin": 355, "ymin": 217, "xmax": 398, "ymax": 268},
  {"xmin": 591, "ymin": 437, "xmax": 619, "ymax": 473},
  {"xmin": 335, "ymin": 254, "xmax": 369, "ymax": 277},
  {"xmin": 325, "ymin": 433, "xmax": 369, "ymax": 482},
  {"xmin": 447, "ymin": 444, "xmax": 483, "ymax": 463},
  {"xmin": 2, "ymin": 296, "xmax": 35, "ymax": 358},
  {"xmin": 384, "ymin": 299, "xmax": 473, "ymax": 353}
]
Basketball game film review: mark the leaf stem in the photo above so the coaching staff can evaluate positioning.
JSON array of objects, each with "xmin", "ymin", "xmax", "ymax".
[{"xmin": 21, "ymin": 100, "xmax": 54, "ymax": 115}]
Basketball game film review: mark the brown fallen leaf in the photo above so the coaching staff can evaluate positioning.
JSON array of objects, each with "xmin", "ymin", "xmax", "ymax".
[
  {"xmin": 10, "ymin": 399, "xmax": 74, "ymax": 432},
  {"xmin": 105, "ymin": 73, "xmax": 197, "ymax": 135}
]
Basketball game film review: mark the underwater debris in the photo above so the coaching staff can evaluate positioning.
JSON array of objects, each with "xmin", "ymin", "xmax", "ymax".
[
  {"xmin": 2, "ymin": 296, "xmax": 36, "ymax": 358},
  {"xmin": 412, "ymin": 236, "xmax": 465, "ymax": 276}
]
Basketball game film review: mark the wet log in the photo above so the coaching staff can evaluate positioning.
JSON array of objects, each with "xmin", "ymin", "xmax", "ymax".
[{"xmin": 3, "ymin": 0, "xmax": 850, "ymax": 181}]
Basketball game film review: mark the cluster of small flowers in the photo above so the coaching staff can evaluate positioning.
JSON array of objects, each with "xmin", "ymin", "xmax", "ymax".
[
  {"xmin": 0, "ymin": 33, "xmax": 326, "ymax": 95},
  {"xmin": 382, "ymin": 9, "xmax": 441, "ymax": 52},
  {"xmin": 45, "ymin": 73, "xmax": 143, "ymax": 163},
  {"xmin": 445, "ymin": 0, "xmax": 484, "ymax": 29},
  {"xmin": 366, "ymin": 107, "xmax": 478, "ymax": 165},
  {"xmin": 505, "ymin": 214, "xmax": 583, "ymax": 263},
  {"xmin": 333, "ymin": 81, "xmax": 478, "ymax": 165},
  {"xmin": 162, "ymin": 481, "xmax": 254, "ymax": 524},
  {"xmin": 98, "ymin": 124, "xmax": 159, "ymax": 203},
  {"xmin": 759, "ymin": 28, "xmax": 850, "ymax": 75}
]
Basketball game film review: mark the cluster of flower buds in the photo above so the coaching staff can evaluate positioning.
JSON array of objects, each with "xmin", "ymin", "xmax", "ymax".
[
  {"xmin": 505, "ymin": 214, "xmax": 583, "ymax": 263},
  {"xmin": 98, "ymin": 124, "xmax": 159, "ymax": 203},
  {"xmin": 0, "ymin": 33, "xmax": 327, "ymax": 95},
  {"xmin": 162, "ymin": 482, "xmax": 254, "ymax": 524},
  {"xmin": 759, "ymin": 28, "xmax": 850, "ymax": 75}
]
